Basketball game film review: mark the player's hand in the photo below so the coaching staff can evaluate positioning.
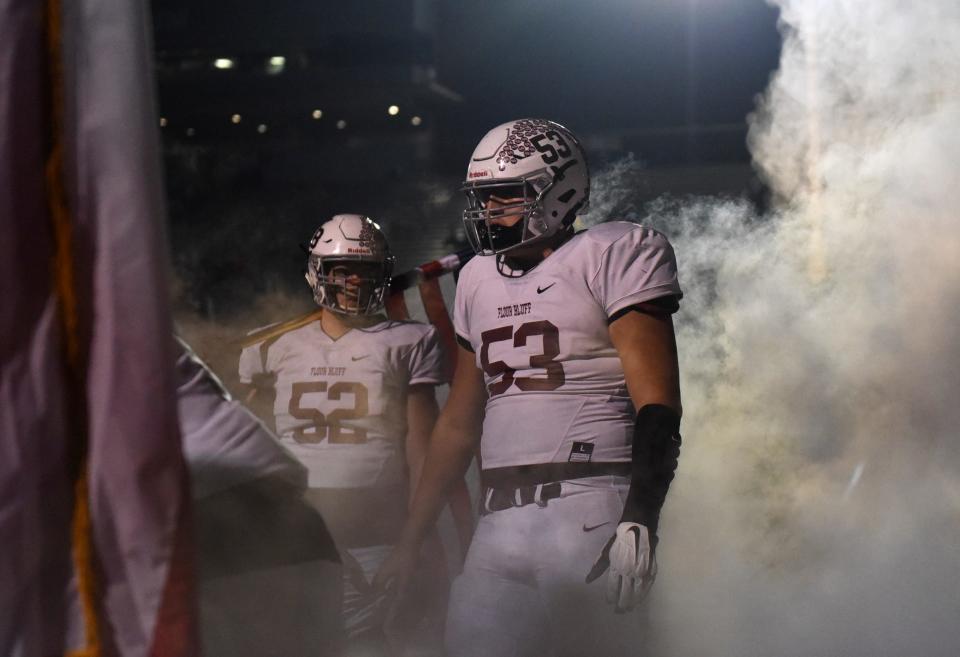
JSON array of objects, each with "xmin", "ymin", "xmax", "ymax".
[
  {"xmin": 374, "ymin": 541, "xmax": 420, "ymax": 648},
  {"xmin": 585, "ymin": 522, "xmax": 657, "ymax": 612},
  {"xmin": 373, "ymin": 540, "xmax": 419, "ymax": 597}
]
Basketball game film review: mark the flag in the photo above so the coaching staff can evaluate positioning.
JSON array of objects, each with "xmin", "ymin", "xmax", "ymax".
[
  {"xmin": 0, "ymin": 0, "xmax": 198, "ymax": 654},
  {"xmin": 0, "ymin": 1, "xmax": 76, "ymax": 652},
  {"xmin": 386, "ymin": 250, "xmax": 477, "ymax": 561}
]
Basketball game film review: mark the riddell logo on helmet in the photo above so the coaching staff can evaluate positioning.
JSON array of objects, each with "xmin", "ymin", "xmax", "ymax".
[
  {"xmin": 347, "ymin": 248, "xmax": 370, "ymax": 254},
  {"xmin": 469, "ymin": 170, "xmax": 490, "ymax": 179}
]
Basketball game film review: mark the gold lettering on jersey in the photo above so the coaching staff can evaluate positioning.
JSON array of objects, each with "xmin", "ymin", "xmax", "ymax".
[
  {"xmin": 309, "ymin": 366, "xmax": 347, "ymax": 376},
  {"xmin": 496, "ymin": 301, "xmax": 533, "ymax": 318}
]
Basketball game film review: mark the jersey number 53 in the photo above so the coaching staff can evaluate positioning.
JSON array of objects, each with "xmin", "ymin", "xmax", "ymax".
[{"xmin": 480, "ymin": 320, "xmax": 565, "ymax": 396}]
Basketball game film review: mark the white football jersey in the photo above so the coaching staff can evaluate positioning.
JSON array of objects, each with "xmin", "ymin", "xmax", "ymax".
[
  {"xmin": 453, "ymin": 222, "xmax": 682, "ymax": 469},
  {"xmin": 239, "ymin": 318, "xmax": 443, "ymax": 488}
]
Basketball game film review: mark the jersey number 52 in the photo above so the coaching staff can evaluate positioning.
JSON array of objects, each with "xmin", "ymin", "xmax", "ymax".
[{"xmin": 288, "ymin": 381, "xmax": 369, "ymax": 444}]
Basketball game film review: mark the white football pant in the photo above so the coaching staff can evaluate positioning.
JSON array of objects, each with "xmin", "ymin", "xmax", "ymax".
[
  {"xmin": 446, "ymin": 477, "xmax": 650, "ymax": 657},
  {"xmin": 341, "ymin": 544, "xmax": 392, "ymax": 640}
]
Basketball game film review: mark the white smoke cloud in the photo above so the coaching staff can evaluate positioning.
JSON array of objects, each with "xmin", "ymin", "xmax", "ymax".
[{"xmin": 601, "ymin": 2, "xmax": 960, "ymax": 655}]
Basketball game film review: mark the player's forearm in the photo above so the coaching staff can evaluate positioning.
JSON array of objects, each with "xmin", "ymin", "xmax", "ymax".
[
  {"xmin": 398, "ymin": 416, "xmax": 478, "ymax": 548},
  {"xmin": 405, "ymin": 386, "xmax": 439, "ymax": 506},
  {"xmin": 406, "ymin": 433, "xmax": 431, "ymax": 507},
  {"xmin": 621, "ymin": 404, "xmax": 681, "ymax": 535}
]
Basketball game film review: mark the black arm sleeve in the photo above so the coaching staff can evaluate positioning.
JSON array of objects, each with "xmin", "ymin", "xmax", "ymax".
[
  {"xmin": 455, "ymin": 333, "xmax": 475, "ymax": 353},
  {"xmin": 620, "ymin": 404, "xmax": 682, "ymax": 538}
]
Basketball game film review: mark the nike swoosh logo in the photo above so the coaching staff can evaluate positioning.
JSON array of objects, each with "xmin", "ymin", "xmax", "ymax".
[
  {"xmin": 351, "ymin": 355, "xmax": 369, "ymax": 361},
  {"xmin": 536, "ymin": 282, "xmax": 556, "ymax": 294},
  {"xmin": 582, "ymin": 522, "xmax": 611, "ymax": 533}
]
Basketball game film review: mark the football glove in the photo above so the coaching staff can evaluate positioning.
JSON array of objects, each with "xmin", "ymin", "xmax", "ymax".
[{"xmin": 586, "ymin": 522, "xmax": 657, "ymax": 612}]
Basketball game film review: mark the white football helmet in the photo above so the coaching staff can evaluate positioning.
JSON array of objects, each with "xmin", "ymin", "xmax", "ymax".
[
  {"xmin": 462, "ymin": 119, "xmax": 590, "ymax": 255},
  {"xmin": 304, "ymin": 214, "xmax": 394, "ymax": 315}
]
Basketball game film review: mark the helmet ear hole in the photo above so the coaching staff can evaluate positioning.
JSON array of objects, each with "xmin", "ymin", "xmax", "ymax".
[{"xmin": 557, "ymin": 189, "xmax": 576, "ymax": 203}]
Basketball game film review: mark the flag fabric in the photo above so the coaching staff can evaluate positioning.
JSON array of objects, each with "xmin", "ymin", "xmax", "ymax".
[
  {"xmin": 0, "ymin": 0, "xmax": 198, "ymax": 654},
  {"xmin": 0, "ymin": 1, "xmax": 77, "ymax": 653},
  {"xmin": 175, "ymin": 336, "xmax": 307, "ymax": 500}
]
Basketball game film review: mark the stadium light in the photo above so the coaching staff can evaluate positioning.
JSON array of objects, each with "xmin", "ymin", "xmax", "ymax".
[
  {"xmin": 213, "ymin": 58, "xmax": 235, "ymax": 70},
  {"xmin": 388, "ymin": 105, "xmax": 400, "ymax": 116},
  {"xmin": 411, "ymin": 116, "xmax": 422, "ymax": 126},
  {"xmin": 257, "ymin": 124, "xmax": 268, "ymax": 134},
  {"xmin": 231, "ymin": 113, "xmax": 242, "ymax": 124},
  {"xmin": 312, "ymin": 109, "xmax": 323, "ymax": 120},
  {"xmin": 336, "ymin": 119, "xmax": 347, "ymax": 130},
  {"xmin": 159, "ymin": 117, "xmax": 168, "ymax": 127},
  {"xmin": 267, "ymin": 56, "xmax": 285, "ymax": 75}
]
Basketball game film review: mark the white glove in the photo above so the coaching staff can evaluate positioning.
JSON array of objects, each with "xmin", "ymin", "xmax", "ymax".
[{"xmin": 586, "ymin": 522, "xmax": 657, "ymax": 612}]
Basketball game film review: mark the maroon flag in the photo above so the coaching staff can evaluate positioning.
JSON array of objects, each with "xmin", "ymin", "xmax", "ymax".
[
  {"xmin": 386, "ymin": 248, "xmax": 474, "ymax": 381},
  {"xmin": 0, "ymin": 0, "xmax": 198, "ymax": 655},
  {"xmin": 0, "ymin": 1, "xmax": 76, "ymax": 653}
]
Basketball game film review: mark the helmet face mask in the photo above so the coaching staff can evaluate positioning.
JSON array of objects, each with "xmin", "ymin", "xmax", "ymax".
[
  {"xmin": 307, "ymin": 257, "xmax": 392, "ymax": 316},
  {"xmin": 462, "ymin": 180, "xmax": 544, "ymax": 254},
  {"xmin": 304, "ymin": 215, "xmax": 394, "ymax": 316},
  {"xmin": 462, "ymin": 119, "xmax": 589, "ymax": 256}
]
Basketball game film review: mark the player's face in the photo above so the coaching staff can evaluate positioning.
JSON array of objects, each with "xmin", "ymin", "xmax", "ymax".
[
  {"xmin": 326, "ymin": 262, "xmax": 382, "ymax": 313},
  {"xmin": 482, "ymin": 187, "xmax": 526, "ymax": 228}
]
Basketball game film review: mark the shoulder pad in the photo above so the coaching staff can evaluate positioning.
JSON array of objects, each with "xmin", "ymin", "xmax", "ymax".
[{"xmin": 239, "ymin": 309, "xmax": 323, "ymax": 348}]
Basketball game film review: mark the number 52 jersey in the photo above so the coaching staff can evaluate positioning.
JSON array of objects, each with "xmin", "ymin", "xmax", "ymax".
[
  {"xmin": 453, "ymin": 221, "xmax": 682, "ymax": 470},
  {"xmin": 239, "ymin": 319, "xmax": 443, "ymax": 489}
]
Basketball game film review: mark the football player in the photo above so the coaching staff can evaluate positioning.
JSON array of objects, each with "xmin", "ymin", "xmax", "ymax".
[
  {"xmin": 374, "ymin": 119, "xmax": 683, "ymax": 657},
  {"xmin": 239, "ymin": 214, "xmax": 445, "ymax": 653}
]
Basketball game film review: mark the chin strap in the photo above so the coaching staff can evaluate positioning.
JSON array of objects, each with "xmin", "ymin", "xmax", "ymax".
[{"xmin": 620, "ymin": 404, "xmax": 682, "ymax": 540}]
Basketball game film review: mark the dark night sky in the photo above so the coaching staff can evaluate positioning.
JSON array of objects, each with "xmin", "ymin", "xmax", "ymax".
[
  {"xmin": 152, "ymin": 0, "xmax": 782, "ymax": 141},
  {"xmin": 435, "ymin": 1, "xmax": 781, "ymax": 131}
]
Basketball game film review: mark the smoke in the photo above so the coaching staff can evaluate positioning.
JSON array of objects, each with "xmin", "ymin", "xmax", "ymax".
[
  {"xmin": 595, "ymin": 2, "xmax": 960, "ymax": 655},
  {"xmin": 579, "ymin": 153, "xmax": 649, "ymax": 224}
]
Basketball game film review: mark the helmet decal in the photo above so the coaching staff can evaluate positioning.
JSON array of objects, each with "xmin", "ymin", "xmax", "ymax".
[
  {"xmin": 308, "ymin": 226, "xmax": 325, "ymax": 250},
  {"xmin": 358, "ymin": 220, "xmax": 378, "ymax": 250},
  {"xmin": 497, "ymin": 119, "xmax": 551, "ymax": 170},
  {"xmin": 497, "ymin": 118, "xmax": 579, "ymax": 175}
]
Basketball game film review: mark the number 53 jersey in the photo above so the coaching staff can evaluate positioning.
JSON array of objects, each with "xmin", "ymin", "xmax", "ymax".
[
  {"xmin": 239, "ymin": 319, "xmax": 443, "ymax": 488},
  {"xmin": 453, "ymin": 222, "xmax": 682, "ymax": 470}
]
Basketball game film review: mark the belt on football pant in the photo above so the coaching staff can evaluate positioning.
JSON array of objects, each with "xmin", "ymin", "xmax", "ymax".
[
  {"xmin": 480, "ymin": 462, "xmax": 631, "ymax": 515},
  {"xmin": 481, "ymin": 482, "xmax": 563, "ymax": 515}
]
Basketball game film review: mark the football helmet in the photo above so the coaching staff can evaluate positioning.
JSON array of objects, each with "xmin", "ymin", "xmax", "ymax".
[
  {"xmin": 304, "ymin": 214, "xmax": 394, "ymax": 315},
  {"xmin": 462, "ymin": 119, "xmax": 590, "ymax": 255}
]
